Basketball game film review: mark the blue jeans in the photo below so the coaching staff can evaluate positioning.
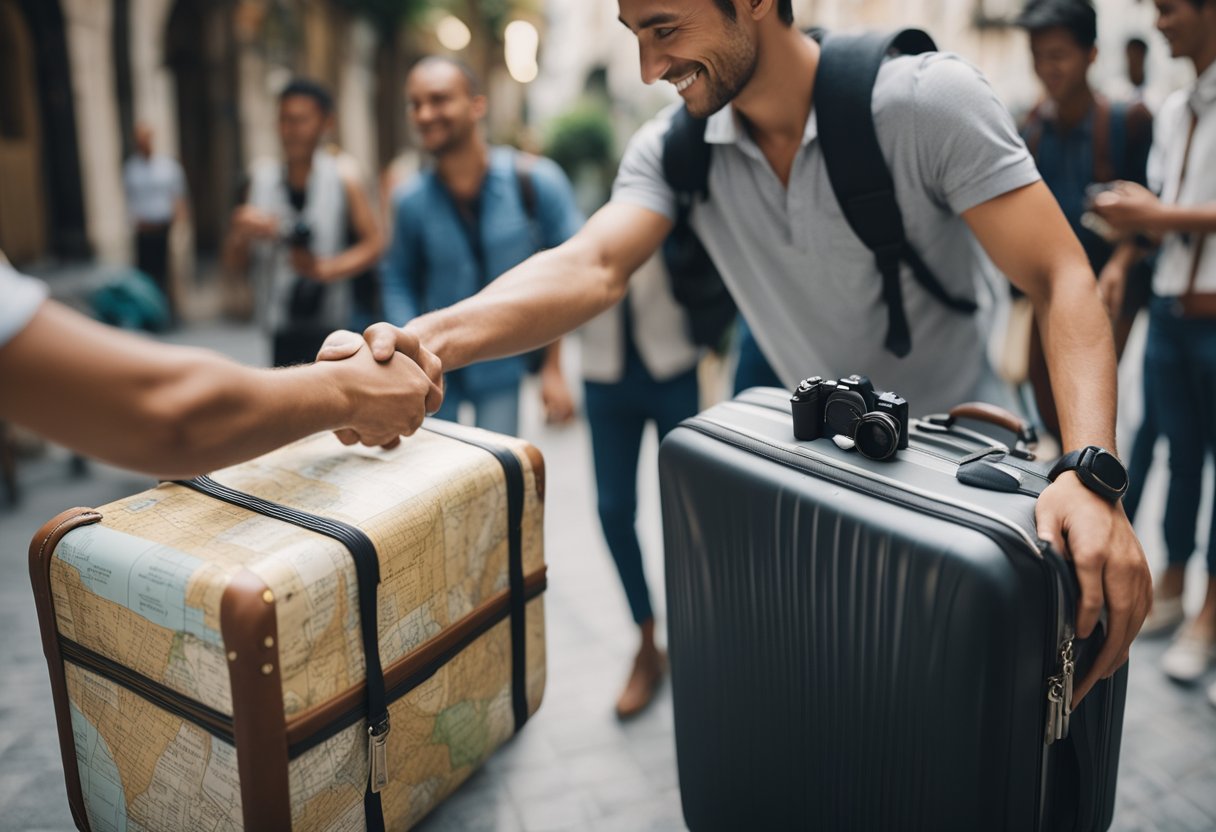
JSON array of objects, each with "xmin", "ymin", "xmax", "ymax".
[
  {"xmin": 1144, "ymin": 298, "xmax": 1216, "ymax": 574},
  {"xmin": 734, "ymin": 317, "xmax": 783, "ymax": 395},
  {"xmin": 585, "ymin": 355, "xmax": 700, "ymax": 625},
  {"xmin": 433, "ymin": 371, "xmax": 520, "ymax": 437}
]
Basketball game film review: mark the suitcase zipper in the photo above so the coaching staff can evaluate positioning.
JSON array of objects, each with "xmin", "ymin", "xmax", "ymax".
[
  {"xmin": 680, "ymin": 415, "xmax": 1077, "ymax": 748},
  {"xmin": 56, "ymin": 572, "xmax": 547, "ymax": 759}
]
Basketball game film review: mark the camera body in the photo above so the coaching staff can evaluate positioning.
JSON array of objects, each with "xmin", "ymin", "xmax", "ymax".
[
  {"xmin": 791, "ymin": 374, "xmax": 909, "ymax": 461},
  {"xmin": 285, "ymin": 220, "xmax": 313, "ymax": 250}
]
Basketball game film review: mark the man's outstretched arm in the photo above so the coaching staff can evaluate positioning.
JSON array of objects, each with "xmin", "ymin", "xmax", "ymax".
[
  {"xmin": 964, "ymin": 180, "xmax": 1152, "ymax": 707},
  {"xmin": 365, "ymin": 202, "xmax": 674, "ymax": 370},
  {"xmin": 0, "ymin": 301, "xmax": 442, "ymax": 479}
]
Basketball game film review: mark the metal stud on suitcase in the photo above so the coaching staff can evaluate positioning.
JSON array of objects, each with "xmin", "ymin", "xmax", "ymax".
[{"xmin": 660, "ymin": 386, "xmax": 1126, "ymax": 832}]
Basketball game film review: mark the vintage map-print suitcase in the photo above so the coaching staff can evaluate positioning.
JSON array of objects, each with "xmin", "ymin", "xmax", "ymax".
[{"xmin": 30, "ymin": 421, "xmax": 547, "ymax": 831}]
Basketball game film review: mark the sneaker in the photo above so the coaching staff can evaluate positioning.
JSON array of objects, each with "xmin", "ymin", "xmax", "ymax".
[
  {"xmin": 1161, "ymin": 629, "xmax": 1216, "ymax": 684},
  {"xmin": 1208, "ymin": 678, "xmax": 1216, "ymax": 710},
  {"xmin": 1139, "ymin": 595, "xmax": 1186, "ymax": 638}
]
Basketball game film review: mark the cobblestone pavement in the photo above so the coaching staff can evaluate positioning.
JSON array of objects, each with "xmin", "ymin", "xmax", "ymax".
[{"xmin": 0, "ymin": 318, "xmax": 1212, "ymax": 831}]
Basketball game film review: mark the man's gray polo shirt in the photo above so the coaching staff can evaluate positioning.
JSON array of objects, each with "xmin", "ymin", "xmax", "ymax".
[{"xmin": 612, "ymin": 53, "xmax": 1041, "ymax": 415}]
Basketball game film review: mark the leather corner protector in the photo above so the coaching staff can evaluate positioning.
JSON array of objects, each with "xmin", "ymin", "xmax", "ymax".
[
  {"xmin": 221, "ymin": 569, "xmax": 292, "ymax": 831},
  {"xmin": 521, "ymin": 443, "xmax": 545, "ymax": 502},
  {"xmin": 27, "ymin": 507, "xmax": 102, "ymax": 832}
]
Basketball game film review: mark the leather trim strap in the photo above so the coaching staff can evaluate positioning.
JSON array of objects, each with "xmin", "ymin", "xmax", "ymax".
[
  {"xmin": 285, "ymin": 569, "xmax": 548, "ymax": 753},
  {"xmin": 420, "ymin": 421, "xmax": 531, "ymax": 732},
  {"xmin": 220, "ymin": 569, "xmax": 292, "ymax": 831},
  {"xmin": 179, "ymin": 475, "xmax": 388, "ymax": 832},
  {"xmin": 29, "ymin": 508, "xmax": 104, "ymax": 832}
]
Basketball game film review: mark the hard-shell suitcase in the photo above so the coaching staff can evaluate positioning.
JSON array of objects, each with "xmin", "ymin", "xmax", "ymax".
[
  {"xmin": 30, "ymin": 422, "xmax": 547, "ymax": 831},
  {"xmin": 659, "ymin": 387, "xmax": 1126, "ymax": 831}
]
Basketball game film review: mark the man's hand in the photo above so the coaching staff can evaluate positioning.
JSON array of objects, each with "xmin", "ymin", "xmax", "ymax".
[
  {"xmin": 1090, "ymin": 182, "xmax": 1164, "ymax": 234},
  {"xmin": 540, "ymin": 364, "xmax": 576, "ymax": 425},
  {"xmin": 314, "ymin": 330, "xmax": 442, "ymax": 449},
  {"xmin": 317, "ymin": 325, "xmax": 444, "ymax": 447},
  {"xmin": 230, "ymin": 206, "xmax": 280, "ymax": 241},
  {"xmin": 1096, "ymin": 261, "xmax": 1127, "ymax": 322},
  {"xmin": 288, "ymin": 249, "xmax": 334, "ymax": 282},
  {"xmin": 1036, "ymin": 473, "xmax": 1152, "ymax": 707}
]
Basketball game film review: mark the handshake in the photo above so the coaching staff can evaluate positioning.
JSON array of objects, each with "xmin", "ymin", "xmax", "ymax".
[{"xmin": 312, "ymin": 322, "xmax": 443, "ymax": 449}]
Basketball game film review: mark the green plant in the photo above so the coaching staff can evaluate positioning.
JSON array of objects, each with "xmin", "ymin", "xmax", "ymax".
[{"xmin": 544, "ymin": 103, "xmax": 615, "ymax": 177}]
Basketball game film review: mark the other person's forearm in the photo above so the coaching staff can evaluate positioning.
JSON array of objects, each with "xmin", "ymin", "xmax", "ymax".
[
  {"xmin": 0, "ymin": 303, "xmax": 357, "ymax": 478},
  {"xmin": 1144, "ymin": 202, "xmax": 1216, "ymax": 236}
]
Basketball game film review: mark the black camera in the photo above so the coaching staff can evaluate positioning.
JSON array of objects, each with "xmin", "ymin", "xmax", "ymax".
[
  {"xmin": 791, "ymin": 374, "xmax": 909, "ymax": 461},
  {"xmin": 285, "ymin": 221, "xmax": 313, "ymax": 250}
]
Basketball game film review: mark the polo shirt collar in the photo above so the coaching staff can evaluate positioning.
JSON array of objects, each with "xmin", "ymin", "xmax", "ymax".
[{"xmin": 704, "ymin": 103, "xmax": 819, "ymax": 148}]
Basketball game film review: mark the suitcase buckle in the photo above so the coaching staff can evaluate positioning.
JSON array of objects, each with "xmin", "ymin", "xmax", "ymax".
[{"xmin": 368, "ymin": 717, "xmax": 391, "ymax": 792}]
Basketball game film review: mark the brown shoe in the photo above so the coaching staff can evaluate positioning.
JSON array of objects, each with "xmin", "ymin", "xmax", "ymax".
[{"xmin": 615, "ymin": 648, "xmax": 666, "ymax": 720}]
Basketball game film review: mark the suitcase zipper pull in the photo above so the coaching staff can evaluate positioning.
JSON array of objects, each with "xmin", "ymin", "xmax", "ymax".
[
  {"xmin": 1045, "ymin": 678, "xmax": 1064, "ymax": 744},
  {"xmin": 1060, "ymin": 639, "xmax": 1075, "ymax": 735},
  {"xmin": 1044, "ymin": 638, "xmax": 1075, "ymax": 745},
  {"xmin": 368, "ymin": 717, "xmax": 391, "ymax": 793}
]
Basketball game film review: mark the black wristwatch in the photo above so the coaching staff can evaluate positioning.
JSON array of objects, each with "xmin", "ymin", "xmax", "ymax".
[{"xmin": 1047, "ymin": 446, "xmax": 1129, "ymax": 503}]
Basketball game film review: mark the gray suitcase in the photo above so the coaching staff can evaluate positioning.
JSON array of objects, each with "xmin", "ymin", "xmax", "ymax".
[{"xmin": 660, "ymin": 387, "xmax": 1126, "ymax": 831}]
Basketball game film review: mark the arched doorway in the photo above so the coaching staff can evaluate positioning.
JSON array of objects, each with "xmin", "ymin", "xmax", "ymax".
[
  {"xmin": 166, "ymin": 0, "xmax": 242, "ymax": 256},
  {"xmin": 5, "ymin": 0, "xmax": 90, "ymax": 263},
  {"xmin": 0, "ymin": 0, "xmax": 45, "ymax": 263}
]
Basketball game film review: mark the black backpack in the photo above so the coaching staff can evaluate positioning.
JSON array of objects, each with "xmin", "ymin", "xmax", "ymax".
[{"xmin": 661, "ymin": 28, "xmax": 978, "ymax": 358}]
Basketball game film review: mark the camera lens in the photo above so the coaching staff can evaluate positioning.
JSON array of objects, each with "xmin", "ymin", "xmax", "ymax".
[
  {"xmin": 854, "ymin": 412, "xmax": 901, "ymax": 461},
  {"xmin": 823, "ymin": 390, "xmax": 867, "ymax": 437}
]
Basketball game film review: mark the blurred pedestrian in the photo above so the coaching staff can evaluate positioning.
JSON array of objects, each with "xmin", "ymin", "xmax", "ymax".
[
  {"xmin": 1091, "ymin": 0, "xmax": 1216, "ymax": 701},
  {"xmin": 1017, "ymin": 0, "xmax": 1154, "ymax": 441},
  {"xmin": 380, "ymin": 57, "xmax": 582, "ymax": 436},
  {"xmin": 0, "ymin": 253, "xmax": 441, "ymax": 479},
  {"xmin": 1127, "ymin": 37, "xmax": 1150, "ymax": 103},
  {"xmin": 565, "ymin": 253, "xmax": 701, "ymax": 717},
  {"xmin": 223, "ymin": 79, "xmax": 384, "ymax": 367},
  {"xmin": 123, "ymin": 123, "xmax": 188, "ymax": 323}
]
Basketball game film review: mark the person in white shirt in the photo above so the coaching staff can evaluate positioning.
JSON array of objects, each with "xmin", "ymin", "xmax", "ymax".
[
  {"xmin": 123, "ymin": 124, "xmax": 189, "ymax": 321},
  {"xmin": 1093, "ymin": 0, "xmax": 1216, "ymax": 705}
]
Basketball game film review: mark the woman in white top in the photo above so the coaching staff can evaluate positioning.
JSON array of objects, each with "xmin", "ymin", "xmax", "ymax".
[{"xmin": 1093, "ymin": 0, "xmax": 1216, "ymax": 705}]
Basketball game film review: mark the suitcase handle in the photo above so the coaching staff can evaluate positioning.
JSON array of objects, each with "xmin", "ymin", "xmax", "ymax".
[{"xmin": 923, "ymin": 402, "xmax": 1038, "ymax": 460}]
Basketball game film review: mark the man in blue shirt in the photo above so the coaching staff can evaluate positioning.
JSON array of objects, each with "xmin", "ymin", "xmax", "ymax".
[{"xmin": 381, "ymin": 57, "xmax": 583, "ymax": 436}]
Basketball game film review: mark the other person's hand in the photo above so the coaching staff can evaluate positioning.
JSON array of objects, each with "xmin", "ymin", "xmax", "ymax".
[
  {"xmin": 540, "ymin": 365, "xmax": 576, "ymax": 425},
  {"xmin": 230, "ymin": 206, "xmax": 280, "ymax": 241},
  {"xmin": 288, "ymin": 249, "xmax": 330, "ymax": 282},
  {"xmin": 1090, "ymin": 182, "xmax": 1163, "ymax": 234},
  {"xmin": 1096, "ymin": 262, "xmax": 1127, "ymax": 322},
  {"xmin": 318, "ymin": 325, "xmax": 444, "ymax": 446},
  {"xmin": 1036, "ymin": 472, "xmax": 1152, "ymax": 708},
  {"xmin": 314, "ymin": 330, "xmax": 441, "ymax": 449}
]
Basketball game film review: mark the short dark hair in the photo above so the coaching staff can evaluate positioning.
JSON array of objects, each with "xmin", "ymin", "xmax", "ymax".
[
  {"xmin": 279, "ymin": 78, "xmax": 334, "ymax": 115},
  {"xmin": 1126, "ymin": 37, "xmax": 1148, "ymax": 53},
  {"xmin": 409, "ymin": 55, "xmax": 484, "ymax": 97},
  {"xmin": 1016, "ymin": 0, "xmax": 1098, "ymax": 50},
  {"xmin": 713, "ymin": 0, "xmax": 795, "ymax": 26}
]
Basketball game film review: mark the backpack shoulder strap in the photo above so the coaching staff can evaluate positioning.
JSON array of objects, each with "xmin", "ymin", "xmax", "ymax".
[
  {"xmin": 662, "ymin": 107, "xmax": 712, "ymax": 221},
  {"xmin": 815, "ymin": 28, "xmax": 977, "ymax": 358},
  {"xmin": 1021, "ymin": 102, "xmax": 1048, "ymax": 162},
  {"xmin": 1092, "ymin": 95, "xmax": 1116, "ymax": 184},
  {"xmin": 513, "ymin": 150, "xmax": 542, "ymax": 249}
]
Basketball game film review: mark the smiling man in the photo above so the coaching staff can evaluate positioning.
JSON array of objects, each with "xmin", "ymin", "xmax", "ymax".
[{"xmin": 350, "ymin": 0, "xmax": 1150, "ymax": 706}]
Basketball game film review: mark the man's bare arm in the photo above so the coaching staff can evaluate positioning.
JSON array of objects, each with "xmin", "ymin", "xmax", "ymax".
[
  {"xmin": 964, "ymin": 180, "xmax": 1151, "ymax": 706},
  {"xmin": 313, "ymin": 175, "xmax": 386, "ymax": 283},
  {"xmin": 0, "ymin": 301, "xmax": 441, "ymax": 479},
  {"xmin": 384, "ymin": 202, "xmax": 673, "ymax": 370},
  {"xmin": 965, "ymin": 181, "xmax": 1116, "ymax": 451}
]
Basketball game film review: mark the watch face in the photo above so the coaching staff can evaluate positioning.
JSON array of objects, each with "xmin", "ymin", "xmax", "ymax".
[{"xmin": 1090, "ymin": 450, "xmax": 1129, "ymax": 493}]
